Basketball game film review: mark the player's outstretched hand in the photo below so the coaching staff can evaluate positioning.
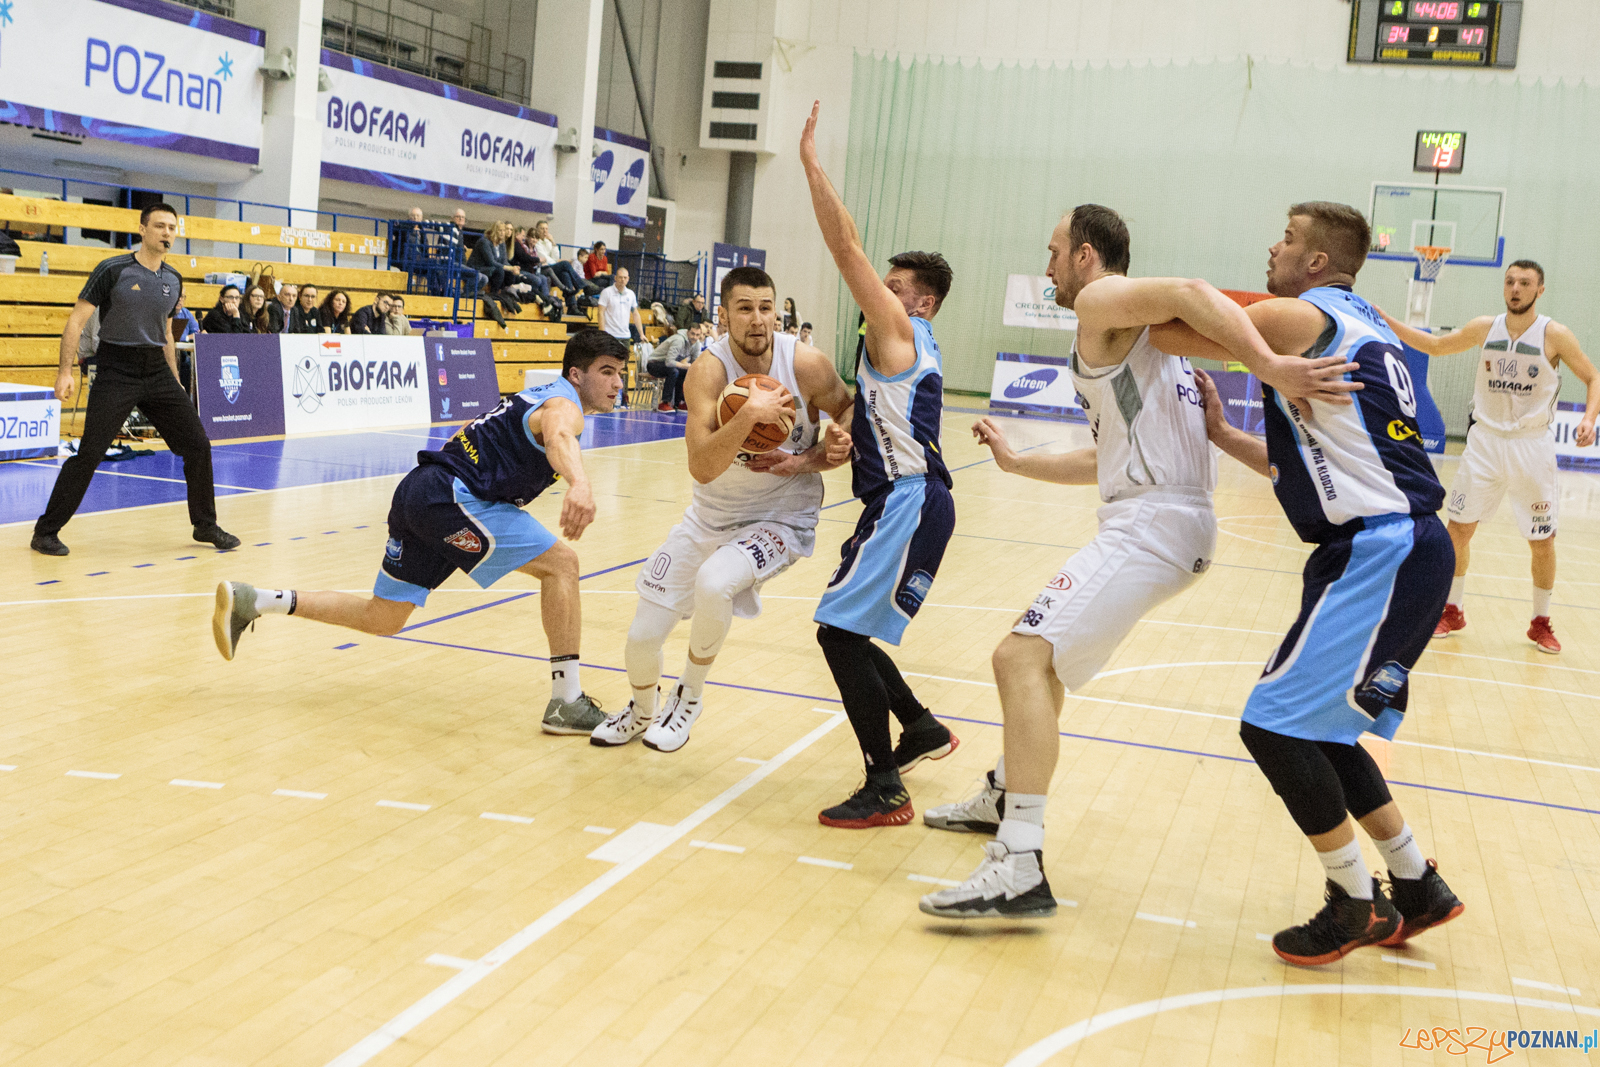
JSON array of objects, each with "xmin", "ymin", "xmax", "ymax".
[
  {"xmin": 1193, "ymin": 369, "xmax": 1228, "ymax": 440},
  {"xmin": 559, "ymin": 482, "xmax": 596, "ymax": 540},
  {"xmin": 821, "ymin": 420, "xmax": 852, "ymax": 466},
  {"xmin": 1258, "ymin": 353, "xmax": 1363, "ymax": 407},
  {"xmin": 972, "ymin": 417, "xmax": 1018, "ymax": 470},
  {"xmin": 742, "ymin": 383, "xmax": 795, "ymax": 427},
  {"xmin": 800, "ymin": 101, "xmax": 821, "ymax": 170}
]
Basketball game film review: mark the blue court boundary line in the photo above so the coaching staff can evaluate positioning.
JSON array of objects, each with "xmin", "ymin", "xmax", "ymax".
[{"xmin": 396, "ymin": 557, "xmax": 648, "ymax": 633}]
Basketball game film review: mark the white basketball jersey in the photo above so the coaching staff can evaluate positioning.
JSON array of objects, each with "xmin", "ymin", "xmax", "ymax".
[
  {"xmin": 687, "ymin": 331, "xmax": 823, "ymax": 539},
  {"xmin": 1472, "ymin": 314, "xmax": 1560, "ymax": 437},
  {"xmin": 1071, "ymin": 327, "xmax": 1216, "ymax": 503}
]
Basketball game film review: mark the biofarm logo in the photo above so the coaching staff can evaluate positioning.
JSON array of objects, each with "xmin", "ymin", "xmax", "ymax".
[
  {"xmin": 327, "ymin": 96, "xmax": 425, "ymax": 145},
  {"xmin": 1004, "ymin": 368, "xmax": 1059, "ymax": 399}
]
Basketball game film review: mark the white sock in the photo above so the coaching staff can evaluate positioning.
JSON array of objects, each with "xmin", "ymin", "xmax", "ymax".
[
  {"xmin": 1532, "ymin": 586, "xmax": 1552, "ymax": 619},
  {"xmin": 1448, "ymin": 575, "xmax": 1466, "ymax": 607},
  {"xmin": 996, "ymin": 793, "xmax": 1046, "ymax": 854},
  {"xmin": 1373, "ymin": 824, "xmax": 1428, "ymax": 880},
  {"xmin": 256, "ymin": 588, "xmax": 296, "ymax": 615},
  {"xmin": 550, "ymin": 655, "xmax": 581, "ymax": 703},
  {"xmin": 678, "ymin": 659, "xmax": 711, "ymax": 700},
  {"xmin": 993, "ymin": 755, "xmax": 1006, "ymax": 790},
  {"xmin": 1316, "ymin": 839, "xmax": 1373, "ymax": 899}
]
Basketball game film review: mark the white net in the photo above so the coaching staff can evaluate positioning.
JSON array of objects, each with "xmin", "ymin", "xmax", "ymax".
[{"xmin": 1413, "ymin": 245, "xmax": 1451, "ymax": 283}]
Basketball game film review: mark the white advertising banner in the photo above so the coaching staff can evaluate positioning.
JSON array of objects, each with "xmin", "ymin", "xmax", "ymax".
[
  {"xmin": 988, "ymin": 353, "xmax": 1085, "ymax": 421},
  {"xmin": 319, "ymin": 50, "xmax": 558, "ymax": 212},
  {"xmin": 280, "ymin": 336, "xmax": 430, "ymax": 436},
  {"xmin": 0, "ymin": 0, "xmax": 265, "ymax": 162},
  {"xmin": 1554, "ymin": 402, "xmax": 1600, "ymax": 472},
  {"xmin": 1003, "ymin": 274, "xmax": 1079, "ymax": 331},
  {"xmin": 0, "ymin": 383, "xmax": 60, "ymax": 460},
  {"xmin": 592, "ymin": 127, "xmax": 650, "ymax": 227}
]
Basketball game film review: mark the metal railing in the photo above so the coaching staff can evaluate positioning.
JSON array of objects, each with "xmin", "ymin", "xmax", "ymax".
[
  {"xmin": 0, "ymin": 166, "xmax": 390, "ymax": 271},
  {"xmin": 556, "ymin": 245, "xmax": 703, "ymax": 309},
  {"xmin": 322, "ymin": 0, "xmax": 528, "ymax": 105},
  {"xmin": 168, "ymin": 0, "xmax": 236, "ymax": 18}
]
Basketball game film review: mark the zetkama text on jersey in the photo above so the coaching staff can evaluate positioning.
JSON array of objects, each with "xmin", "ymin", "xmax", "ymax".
[
  {"xmin": 418, "ymin": 376, "xmax": 582, "ymax": 506},
  {"xmin": 851, "ymin": 316, "xmax": 951, "ymax": 499},
  {"xmin": 1261, "ymin": 284, "xmax": 1444, "ymax": 543}
]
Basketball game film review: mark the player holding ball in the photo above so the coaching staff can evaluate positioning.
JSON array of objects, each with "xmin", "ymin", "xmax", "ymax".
[{"xmin": 590, "ymin": 267, "xmax": 854, "ymax": 753}]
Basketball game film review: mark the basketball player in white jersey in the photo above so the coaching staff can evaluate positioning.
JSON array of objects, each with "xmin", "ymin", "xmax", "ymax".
[
  {"xmin": 921, "ymin": 205, "xmax": 1362, "ymax": 919},
  {"xmin": 589, "ymin": 266, "xmax": 854, "ymax": 752},
  {"xmin": 1381, "ymin": 262, "xmax": 1599, "ymax": 654}
]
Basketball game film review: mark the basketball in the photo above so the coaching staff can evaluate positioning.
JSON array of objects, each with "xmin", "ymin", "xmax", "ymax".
[{"xmin": 717, "ymin": 373, "xmax": 794, "ymax": 453}]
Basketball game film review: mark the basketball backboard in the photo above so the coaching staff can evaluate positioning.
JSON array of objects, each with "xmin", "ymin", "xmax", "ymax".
[{"xmin": 1368, "ymin": 182, "xmax": 1506, "ymax": 267}]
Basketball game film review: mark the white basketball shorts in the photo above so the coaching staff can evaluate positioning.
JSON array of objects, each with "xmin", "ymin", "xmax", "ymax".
[
  {"xmin": 636, "ymin": 508, "xmax": 815, "ymax": 620},
  {"xmin": 1011, "ymin": 491, "xmax": 1217, "ymax": 691},
  {"xmin": 1446, "ymin": 425, "xmax": 1558, "ymax": 540}
]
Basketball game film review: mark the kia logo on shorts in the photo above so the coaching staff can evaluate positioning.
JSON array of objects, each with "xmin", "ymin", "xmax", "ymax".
[
  {"xmin": 592, "ymin": 150, "xmax": 614, "ymax": 191},
  {"xmin": 1004, "ymin": 368, "xmax": 1059, "ymax": 399}
]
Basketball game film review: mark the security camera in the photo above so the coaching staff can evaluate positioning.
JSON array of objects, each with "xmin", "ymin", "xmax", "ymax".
[
  {"xmin": 261, "ymin": 48, "xmax": 295, "ymax": 81},
  {"xmin": 554, "ymin": 127, "xmax": 579, "ymax": 154}
]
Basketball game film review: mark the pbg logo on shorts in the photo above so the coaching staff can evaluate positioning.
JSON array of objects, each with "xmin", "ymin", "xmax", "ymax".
[{"xmin": 444, "ymin": 528, "xmax": 482, "ymax": 553}]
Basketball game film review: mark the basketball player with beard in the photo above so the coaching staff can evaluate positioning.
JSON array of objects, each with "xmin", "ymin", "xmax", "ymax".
[
  {"xmin": 1382, "ymin": 262, "xmax": 1599, "ymax": 654},
  {"xmin": 590, "ymin": 267, "xmax": 854, "ymax": 753}
]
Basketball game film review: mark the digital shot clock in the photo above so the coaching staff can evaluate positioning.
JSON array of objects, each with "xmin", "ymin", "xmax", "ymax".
[{"xmin": 1348, "ymin": 0, "xmax": 1522, "ymax": 68}]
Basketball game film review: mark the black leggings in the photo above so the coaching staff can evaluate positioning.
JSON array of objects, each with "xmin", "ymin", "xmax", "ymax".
[
  {"xmin": 816, "ymin": 624, "xmax": 935, "ymax": 773},
  {"xmin": 1239, "ymin": 721, "xmax": 1393, "ymax": 837}
]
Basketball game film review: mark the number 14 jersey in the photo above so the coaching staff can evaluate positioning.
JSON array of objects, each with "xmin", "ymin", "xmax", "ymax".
[{"xmin": 1262, "ymin": 285, "xmax": 1444, "ymax": 543}]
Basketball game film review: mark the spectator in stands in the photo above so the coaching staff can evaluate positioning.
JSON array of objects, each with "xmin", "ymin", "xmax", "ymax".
[
  {"xmin": 785, "ymin": 322, "xmax": 800, "ymax": 336},
  {"xmin": 674, "ymin": 292, "xmax": 708, "ymax": 330},
  {"xmin": 409, "ymin": 206, "xmax": 424, "ymax": 223},
  {"xmin": 385, "ymin": 296, "xmax": 412, "ymax": 335},
  {"xmin": 201, "ymin": 285, "xmax": 252, "ymax": 334},
  {"xmin": 350, "ymin": 291, "xmax": 392, "ymax": 334},
  {"xmin": 531, "ymin": 221, "xmax": 589, "ymax": 306},
  {"xmin": 245, "ymin": 286, "xmax": 271, "ymax": 332},
  {"xmin": 649, "ymin": 321, "xmax": 701, "ymax": 411},
  {"xmin": 799, "ymin": 321, "xmax": 813, "ymax": 345},
  {"xmin": 782, "ymin": 297, "xmax": 800, "ymax": 332},
  {"xmin": 171, "ymin": 291, "xmax": 200, "ymax": 343},
  {"xmin": 598, "ymin": 267, "xmax": 643, "ymax": 344},
  {"xmin": 319, "ymin": 290, "xmax": 353, "ymax": 333},
  {"xmin": 585, "ymin": 241, "xmax": 613, "ymax": 286},
  {"xmin": 469, "ymin": 221, "xmax": 522, "ymax": 301},
  {"xmin": 509, "ymin": 226, "xmax": 564, "ymax": 320},
  {"xmin": 572, "ymin": 249, "xmax": 597, "ymax": 302},
  {"xmin": 266, "ymin": 282, "xmax": 298, "ymax": 333},
  {"xmin": 288, "ymin": 284, "xmax": 323, "ymax": 333}
]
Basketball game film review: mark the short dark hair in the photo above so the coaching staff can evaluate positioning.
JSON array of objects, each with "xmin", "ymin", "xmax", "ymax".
[
  {"xmin": 1066, "ymin": 205, "xmax": 1131, "ymax": 275},
  {"xmin": 887, "ymin": 251, "xmax": 953, "ymax": 311},
  {"xmin": 592, "ymin": 241, "xmax": 607, "ymax": 251},
  {"xmin": 140, "ymin": 202, "xmax": 179, "ymax": 224},
  {"xmin": 1508, "ymin": 259, "xmax": 1545, "ymax": 283},
  {"xmin": 563, "ymin": 328, "xmax": 630, "ymax": 377},
  {"xmin": 1288, "ymin": 201, "xmax": 1370, "ymax": 276},
  {"xmin": 218, "ymin": 284, "xmax": 241, "ymax": 300},
  {"xmin": 800, "ymin": 321, "xmax": 812, "ymax": 329},
  {"xmin": 720, "ymin": 265, "xmax": 775, "ymax": 307}
]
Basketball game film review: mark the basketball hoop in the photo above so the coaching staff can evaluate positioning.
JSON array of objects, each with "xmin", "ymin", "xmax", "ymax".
[
  {"xmin": 1406, "ymin": 245, "xmax": 1452, "ymax": 328},
  {"xmin": 1413, "ymin": 245, "xmax": 1452, "ymax": 283}
]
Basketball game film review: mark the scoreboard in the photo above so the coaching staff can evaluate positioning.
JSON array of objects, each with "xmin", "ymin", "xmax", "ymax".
[{"xmin": 1349, "ymin": 0, "xmax": 1522, "ymax": 68}]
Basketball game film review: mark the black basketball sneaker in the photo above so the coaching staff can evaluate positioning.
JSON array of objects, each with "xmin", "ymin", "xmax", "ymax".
[
  {"xmin": 1272, "ymin": 878, "xmax": 1400, "ymax": 966},
  {"xmin": 818, "ymin": 772, "xmax": 914, "ymax": 828},
  {"xmin": 1379, "ymin": 860, "xmax": 1464, "ymax": 946}
]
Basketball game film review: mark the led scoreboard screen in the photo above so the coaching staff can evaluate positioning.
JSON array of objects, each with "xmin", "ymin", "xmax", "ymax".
[
  {"xmin": 1349, "ymin": 0, "xmax": 1522, "ymax": 68},
  {"xmin": 1414, "ymin": 130, "xmax": 1466, "ymax": 174}
]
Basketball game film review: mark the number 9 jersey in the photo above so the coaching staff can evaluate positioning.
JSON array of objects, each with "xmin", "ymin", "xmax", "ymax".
[{"xmin": 1262, "ymin": 284, "xmax": 1445, "ymax": 544}]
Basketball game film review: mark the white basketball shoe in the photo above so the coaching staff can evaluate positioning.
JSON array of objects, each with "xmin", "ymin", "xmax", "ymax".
[
  {"xmin": 642, "ymin": 684, "xmax": 703, "ymax": 753},
  {"xmin": 918, "ymin": 841, "xmax": 1057, "ymax": 919},
  {"xmin": 590, "ymin": 694, "xmax": 655, "ymax": 747},
  {"xmin": 922, "ymin": 770, "xmax": 1005, "ymax": 834}
]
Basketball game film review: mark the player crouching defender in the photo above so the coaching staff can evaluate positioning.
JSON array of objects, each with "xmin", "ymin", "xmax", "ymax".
[
  {"xmin": 212, "ymin": 330, "xmax": 631, "ymax": 735},
  {"xmin": 590, "ymin": 266, "xmax": 854, "ymax": 752}
]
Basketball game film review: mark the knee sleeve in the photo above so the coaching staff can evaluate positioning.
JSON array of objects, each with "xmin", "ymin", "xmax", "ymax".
[
  {"xmin": 1239, "ymin": 721, "xmax": 1350, "ymax": 837},
  {"xmin": 1317, "ymin": 739, "xmax": 1393, "ymax": 820},
  {"xmin": 626, "ymin": 600, "xmax": 678, "ymax": 690},
  {"xmin": 687, "ymin": 547, "xmax": 756, "ymax": 659}
]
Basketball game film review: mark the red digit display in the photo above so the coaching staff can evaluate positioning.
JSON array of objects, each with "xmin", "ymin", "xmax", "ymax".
[
  {"xmin": 1387, "ymin": 24, "xmax": 1409, "ymax": 43},
  {"xmin": 1460, "ymin": 26, "xmax": 1486, "ymax": 45}
]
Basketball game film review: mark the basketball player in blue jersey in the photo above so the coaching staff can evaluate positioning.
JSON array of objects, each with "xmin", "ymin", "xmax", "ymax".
[
  {"xmin": 211, "ymin": 331, "xmax": 631, "ymax": 735},
  {"xmin": 1162, "ymin": 202, "xmax": 1465, "ymax": 965},
  {"xmin": 800, "ymin": 102, "xmax": 967, "ymax": 828}
]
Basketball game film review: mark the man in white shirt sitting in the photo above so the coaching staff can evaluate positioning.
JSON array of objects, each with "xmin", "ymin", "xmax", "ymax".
[{"xmin": 598, "ymin": 268, "xmax": 643, "ymax": 344}]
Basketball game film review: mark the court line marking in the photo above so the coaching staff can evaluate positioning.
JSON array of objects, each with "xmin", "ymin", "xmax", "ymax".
[
  {"xmin": 907, "ymin": 874, "xmax": 960, "ymax": 887},
  {"xmin": 797, "ymin": 856, "xmax": 853, "ymax": 871},
  {"xmin": 65, "ymin": 770, "xmax": 120, "ymax": 780},
  {"xmin": 480, "ymin": 812, "xmax": 533, "ymax": 825},
  {"xmin": 1514, "ymin": 977, "xmax": 1581, "ymax": 996},
  {"xmin": 689, "ymin": 840, "xmax": 745, "ymax": 854},
  {"xmin": 1135, "ymin": 912, "xmax": 1197, "ymax": 929},
  {"xmin": 322, "ymin": 712, "xmax": 845, "ymax": 1067},
  {"xmin": 376, "ymin": 800, "xmax": 430, "ymax": 812},
  {"xmin": 396, "ymin": 558, "xmax": 648, "ymax": 633},
  {"xmin": 734, "ymin": 757, "xmax": 767, "ymax": 765},
  {"xmin": 1003, "ymin": 985, "xmax": 1600, "ymax": 1067},
  {"xmin": 170, "ymin": 779, "xmax": 223, "ymax": 789},
  {"xmin": 274, "ymin": 789, "xmax": 327, "ymax": 800},
  {"xmin": 424, "ymin": 955, "xmax": 475, "ymax": 971},
  {"xmin": 583, "ymin": 825, "xmax": 614, "ymax": 835},
  {"xmin": 1255, "ymin": 933, "xmax": 1273, "ymax": 942},
  {"xmin": 0, "ymin": 765, "xmax": 15, "ymax": 772},
  {"xmin": 15, "ymin": 460, "xmax": 260, "ymax": 493},
  {"xmin": 1382, "ymin": 955, "xmax": 1438, "ymax": 970}
]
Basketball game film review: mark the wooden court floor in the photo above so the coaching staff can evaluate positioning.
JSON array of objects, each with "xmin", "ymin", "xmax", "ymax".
[{"xmin": 4, "ymin": 405, "xmax": 1600, "ymax": 1067}]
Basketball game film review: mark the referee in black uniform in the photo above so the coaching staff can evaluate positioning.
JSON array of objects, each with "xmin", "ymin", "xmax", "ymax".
[{"xmin": 31, "ymin": 203, "xmax": 239, "ymax": 556}]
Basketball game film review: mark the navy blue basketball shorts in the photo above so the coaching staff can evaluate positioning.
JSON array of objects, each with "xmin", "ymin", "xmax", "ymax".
[
  {"xmin": 814, "ymin": 476, "xmax": 955, "ymax": 645},
  {"xmin": 373, "ymin": 463, "xmax": 558, "ymax": 607},
  {"xmin": 1243, "ymin": 513, "xmax": 1454, "ymax": 745}
]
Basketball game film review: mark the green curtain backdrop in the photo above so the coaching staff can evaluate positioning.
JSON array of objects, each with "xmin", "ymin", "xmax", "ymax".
[{"xmin": 837, "ymin": 52, "xmax": 1600, "ymax": 427}]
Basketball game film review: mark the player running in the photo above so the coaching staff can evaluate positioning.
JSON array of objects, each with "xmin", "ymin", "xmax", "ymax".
[
  {"xmin": 1381, "ymin": 261, "xmax": 1599, "ymax": 654},
  {"xmin": 919, "ymin": 204, "xmax": 1361, "ymax": 920},
  {"xmin": 589, "ymin": 267, "xmax": 854, "ymax": 753},
  {"xmin": 212, "ymin": 330, "xmax": 630, "ymax": 735}
]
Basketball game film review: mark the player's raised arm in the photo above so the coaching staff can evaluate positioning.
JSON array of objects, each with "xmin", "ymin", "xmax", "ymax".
[
  {"xmin": 1193, "ymin": 369, "xmax": 1270, "ymax": 477},
  {"xmin": 971, "ymin": 417, "xmax": 1097, "ymax": 485},
  {"xmin": 536, "ymin": 396, "xmax": 596, "ymax": 540},
  {"xmin": 745, "ymin": 345, "xmax": 854, "ymax": 476},
  {"xmin": 1079, "ymin": 276, "xmax": 1360, "ymax": 404},
  {"xmin": 1379, "ymin": 310, "xmax": 1493, "ymax": 357},
  {"xmin": 1548, "ymin": 322, "xmax": 1600, "ymax": 447},
  {"xmin": 800, "ymin": 101, "xmax": 917, "ymax": 376},
  {"xmin": 682, "ymin": 354, "xmax": 794, "ymax": 484}
]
